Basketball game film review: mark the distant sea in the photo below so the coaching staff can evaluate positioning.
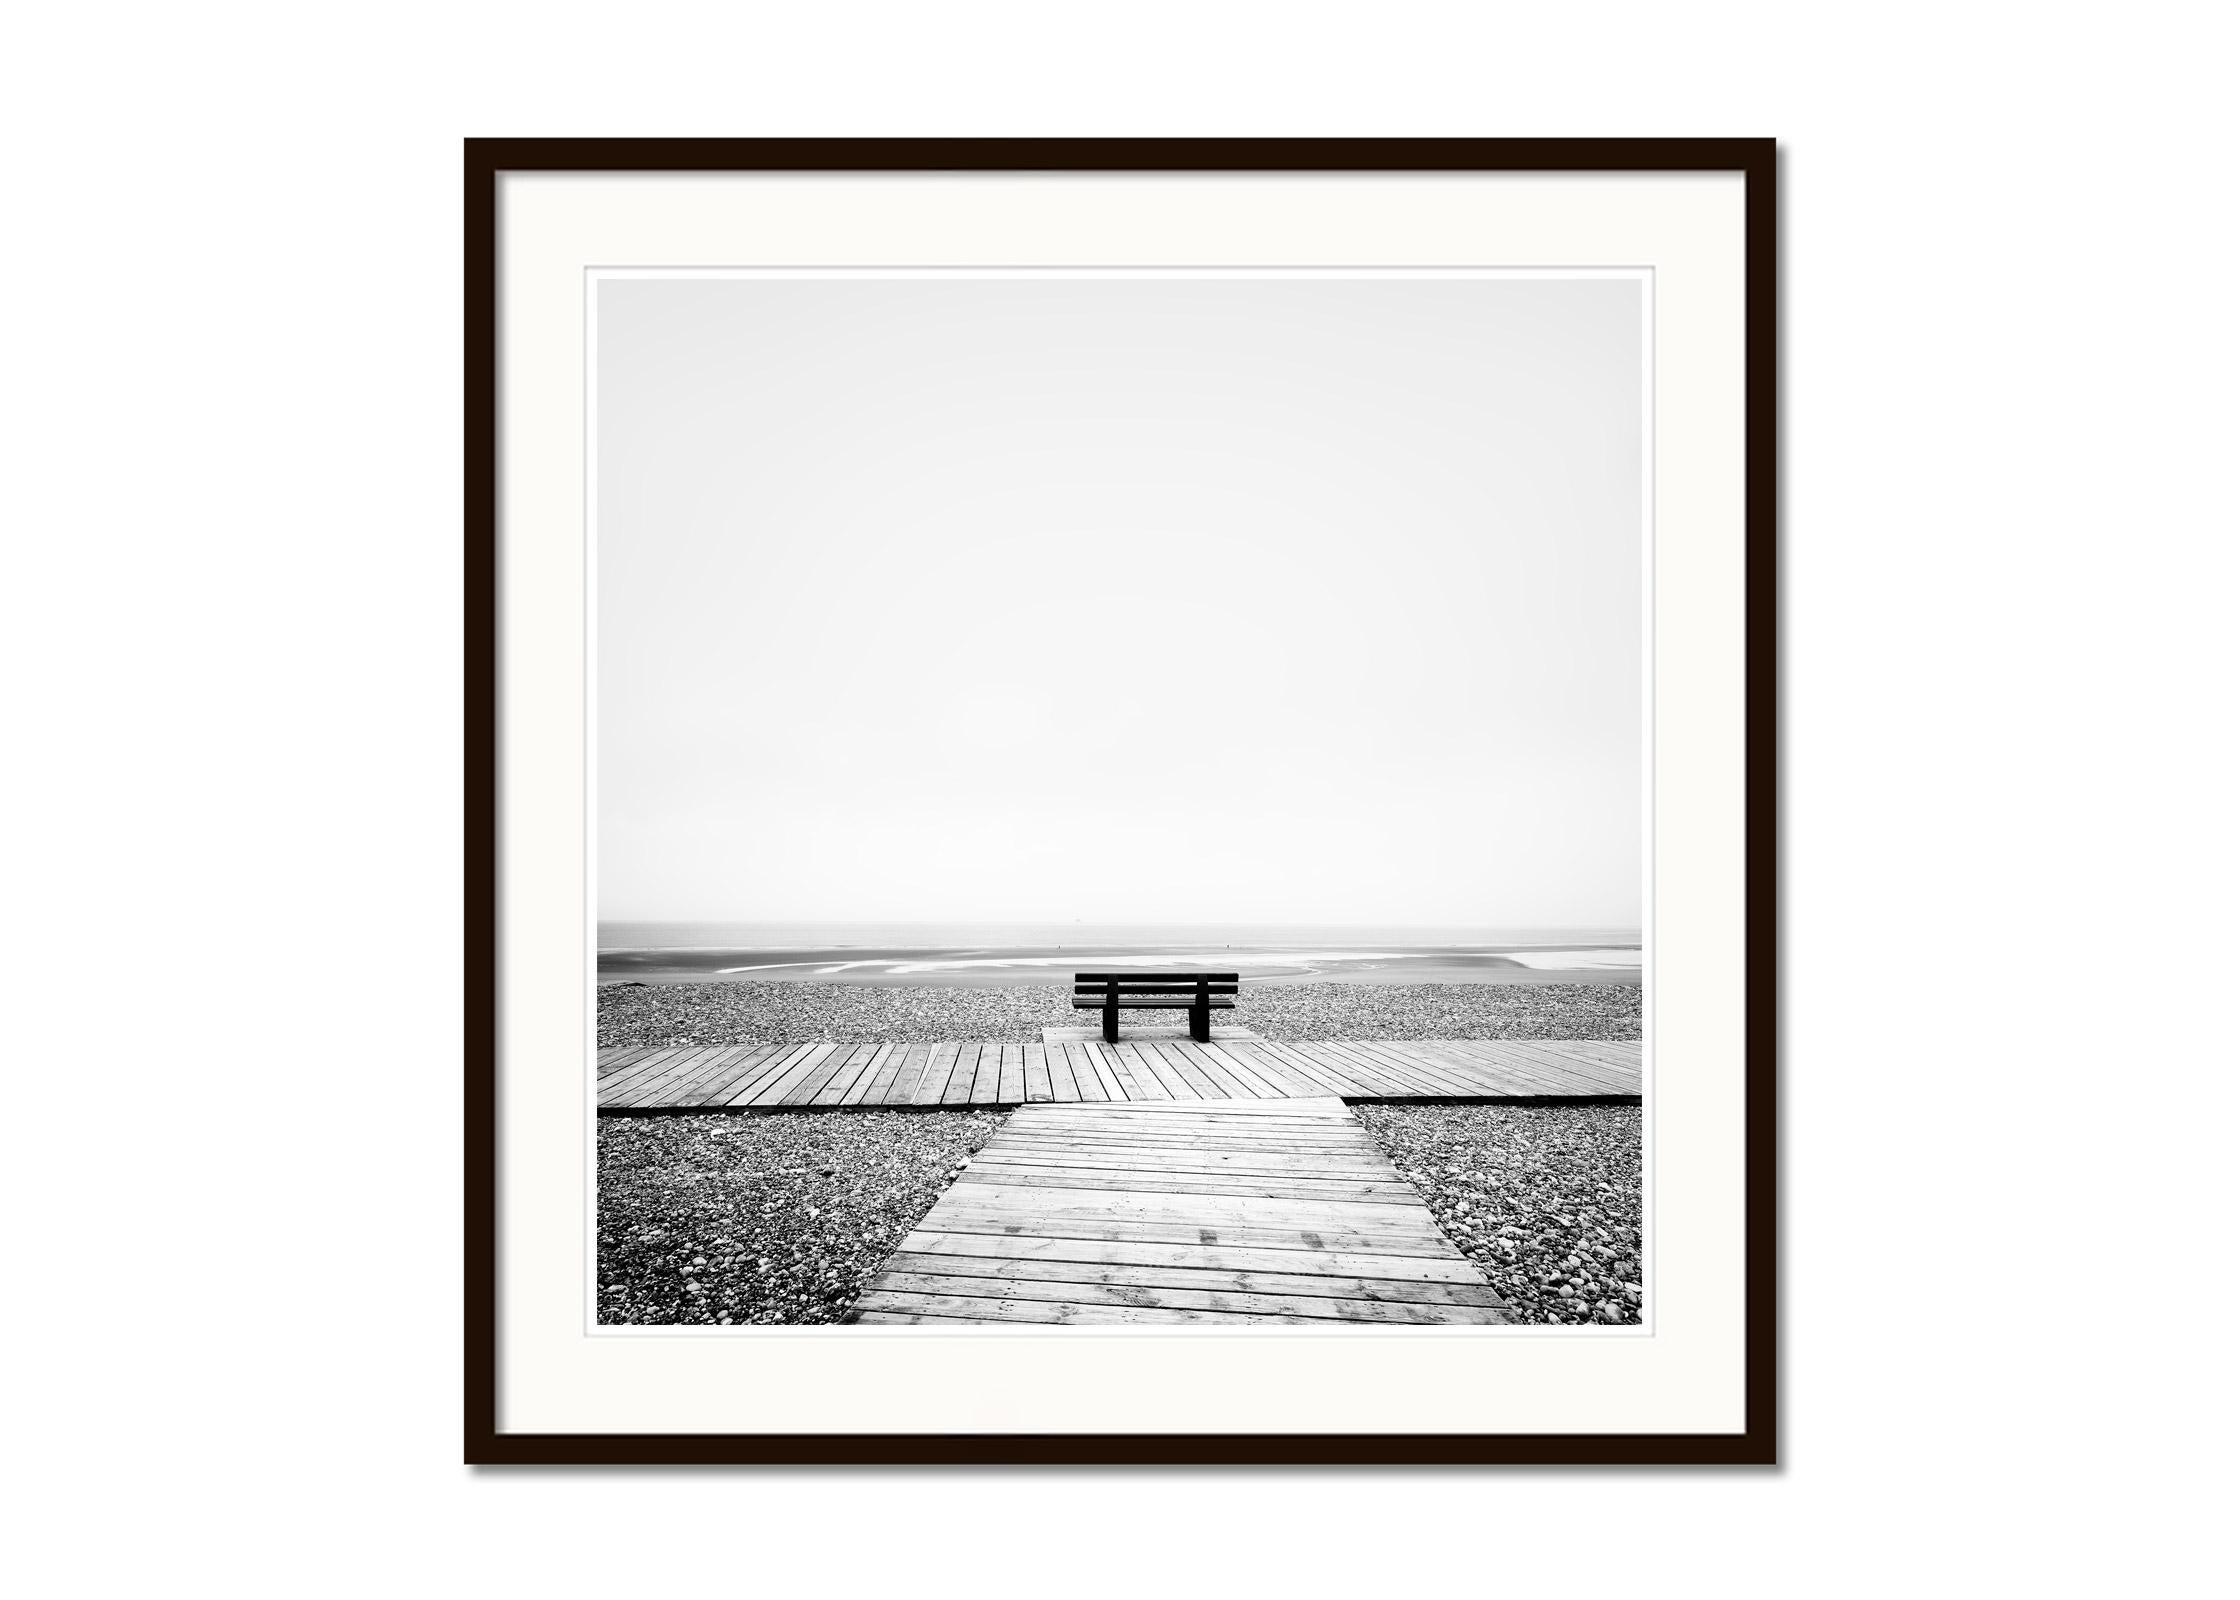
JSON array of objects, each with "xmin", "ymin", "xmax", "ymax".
[{"xmin": 598, "ymin": 922, "xmax": 1644, "ymax": 987}]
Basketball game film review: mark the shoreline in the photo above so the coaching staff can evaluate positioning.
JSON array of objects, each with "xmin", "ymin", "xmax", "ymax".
[{"xmin": 600, "ymin": 943, "xmax": 1644, "ymax": 987}]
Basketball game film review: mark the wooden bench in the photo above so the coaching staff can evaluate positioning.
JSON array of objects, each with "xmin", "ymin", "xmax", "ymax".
[{"xmin": 1072, "ymin": 972, "xmax": 1240, "ymax": 1044}]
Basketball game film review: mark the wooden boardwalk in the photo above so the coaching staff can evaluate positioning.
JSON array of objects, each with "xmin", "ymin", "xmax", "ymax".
[
  {"xmin": 596, "ymin": 1037, "xmax": 1639, "ymax": 1110},
  {"xmin": 850, "ymin": 1098, "xmax": 1513, "ymax": 1325}
]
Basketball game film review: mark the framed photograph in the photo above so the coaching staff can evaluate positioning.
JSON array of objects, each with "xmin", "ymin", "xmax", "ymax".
[{"xmin": 469, "ymin": 138, "xmax": 1775, "ymax": 1464}]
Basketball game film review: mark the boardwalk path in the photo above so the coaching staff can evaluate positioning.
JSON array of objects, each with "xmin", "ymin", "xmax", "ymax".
[
  {"xmin": 596, "ymin": 1038, "xmax": 1640, "ymax": 1110},
  {"xmin": 851, "ymin": 1098, "xmax": 1513, "ymax": 1325}
]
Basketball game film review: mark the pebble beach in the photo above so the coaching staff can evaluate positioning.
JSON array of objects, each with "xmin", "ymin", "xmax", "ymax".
[
  {"xmin": 599, "ymin": 978, "xmax": 1642, "ymax": 1050},
  {"xmin": 599, "ymin": 1110, "xmax": 1004, "ymax": 1326}
]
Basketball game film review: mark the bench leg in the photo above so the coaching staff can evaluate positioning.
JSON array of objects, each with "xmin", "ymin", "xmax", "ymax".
[
  {"xmin": 1190, "ymin": 1002, "xmax": 1210, "ymax": 1043},
  {"xmin": 1103, "ymin": 1004, "xmax": 1119, "ymax": 1045}
]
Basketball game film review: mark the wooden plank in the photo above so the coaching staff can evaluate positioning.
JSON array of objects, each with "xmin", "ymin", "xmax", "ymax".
[
  {"xmin": 972, "ymin": 1146, "xmax": 1406, "ymax": 1180},
  {"xmin": 1069, "ymin": 1041, "xmax": 1118, "ymax": 1102},
  {"xmin": 862, "ymin": 1272, "xmax": 1503, "ymax": 1324},
  {"xmin": 1023, "ymin": 1097, "xmax": 1352, "ymax": 1121},
  {"xmin": 965, "ymin": 1147, "xmax": 1417, "ymax": 1181},
  {"xmin": 1231, "ymin": 1040, "xmax": 1361, "ymax": 1098},
  {"xmin": 1344, "ymin": 1040, "xmax": 1504, "ymax": 1098},
  {"xmin": 1440, "ymin": 1038, "xmax": 1611, "ymax": 1084},
  {"xmin": 1215, "ymin": 1040, "xmax": 1320, "ymax": 1097},
  {"xmin": 1309, "ymin": 1040, "xmax": 1461, "ymax": 1096},
  {"xmin": 654, "ymin": 1043, "xmax": 775, "ymax": 1107},
  {"xmin": 998, "ymin": 1045, "xmax": 1027, "ymax": 1105},
  {"xmin": 853, "ymin": 1042, "xmax": 906, "ymax": 1106},
  {"xmin": 1084, "ymin": 1096, "xmax": 1353, "ymax": 1117},
  {"xmin": 1117, "ymin": 1041, "xmax": 1193, "ymax": 1100},
  {"xmin": 1392, "ymin": 1040, "xmax": 1568, "ymax": 1096},
  {"xmin": 963, "ymin": 1147, "xmax": 1415, "ymax": 1183},
  {"xmin": 1148, "ymin": 1042, "xmax": 1229, "ymax": 1100},
  {"xmin": 676, "ymin": 1043, "xmax": 786, "ymax": 1107},
  {"xmin": 920, "ymin": 1207, "xmax": 1464, "ymax": 1258},
  {"xmin": 840, "ymin": 1042, "xmax": 899, "ymax": 1106},
  {"xmin": 1063, "ymin": 1043, "xmax": 1100, "ymax": 1101},
  {"xmin": 991, "ymin": 1116, "xmax": 1371, "ymax": 1143},
  {"xmin": 1250, "ymin": 1040, "xmax": 1378, "ymax": 1097},
  {"xmin": 1045, "ymin": 1041, "xmax": 1077, "ymax": 1099},
  {"xmin": 593, "ymin": 1045, "xmax": 700, "ymax": 1101},
  {"xmin": 941, "ymin": 1043, "xmax": 985, "ymax": 1106},
  {"xmin": 1097, "ymin": 1093, "xmax": 1350, "ymax": 1110},
  {"xmin": 880, "ymin": 1247, "xmax": 1506, "ymax": 1307},
  {"xmin": 811, "ymin": 1044, "xmax": 881, "ymax": 1106},
  {"xmin": 969, "ymin": 1042, "xmax": 1004, "ymax": 1104},
  {"xmin": 1509, "ymin": 1040, "xmax": 1643, "ymax": 1089},
  {"xmin": 935, "ymin": 1185, "xmax": 1456, "ymax": 1237},
  {"xmin": 1200, "ymin": 1040, "xmax": 1317, "ymax": 1097},
  {"xmin": 719, "ymin": 1042, "xmax": 819, "ymax": 1107},
  {"xmin": 612, "ymin": 1044, "xmax": 746, "ymax": 1108},
  {"xmin": 605, "ymin": 1046, "xmax": 730, "ymax": 1108},
  {"xmin": 913, "ymin": 1041, "xmax": 962, "ymax": 1105},
  {"xmin": 1295, "ymin": 1041, "xmax": 1435, "ymax": 1096},
  {"xmin": 1168, "ymin": 1041, "xmax": 1265, "ymax": 1098},
  {"xmin": 851, "ymin": 1290, "xmax": 1389, "ymax": 1326},
  {"xmin": 1021, "ymin": 1044, "xmax": 1052, "ymax": 1103},
  {"xmin": 946, "ymin": 1040, "xmax": 987, "ymax": 1102},
  {"xmin": 897, "ymin": 1228, "xmax": 1491, "ymax": 1285},
  {"xmin": 954, "ymin": 1170, "xmax": 1424, "ymax": 1205},
  {"xmin": 1448, "ymin": 1039, "xmax": 1623, "ymax": 1094},
  {"xmin": 1437, "ymin": 1039, "xmax": 1621, "ymax": 1095},
  {"xmin": 1381, "ymin": 1040, "xmax": 1536, "ymax": 1097},
  {"xmin": 594, "ymin": 1045, "xmax": 662, "ymax": 1079},
  {"xmin": 878, "ymin": 1042, "xmax": 929, "ymax": 1105},
  {"xmin": 994, "ymin": 1117, "xmax": 1366, "ymax": 1144},
  {"xmin": 749, "ymin": 1042, "xmax": 842, "ymax": 1107},
  {"xmin": 1008, "ymin": 1101, "xmax": 1353, "ymax": 1125},
  {"xmin": 1042, "ymin": 1042, "xmax": 1080, "ymax": 1102},
  {"xmin": 1536, "ymin": 1038, "xmax": 1643, "ymax": 1069},
  {"xmin": 780, "ymin": 1042, "xmax": 864, "ymax": 1106},
  {"xmin": 1108, "ymin": 1042, "xmax": 1168, "ymax": 1100},
  {"xmin": 1176, "ymin": 1040, "xmax": 1281, "ymax": 1098},
  {"xmin": 987, "ymin": 1116, "xmax": 1395, "ymax": 1147},
  {"xmin": 598, "ymin": 1043, "xmax": 687, "ymax": 1082},
  {"xmin": 1086, "ymin": 1042, "xmax": 1144, "ymax": 1100},
  {"xmin": 986, "ymin": 1139, "xmax": 1375, "ymax": 1166}
]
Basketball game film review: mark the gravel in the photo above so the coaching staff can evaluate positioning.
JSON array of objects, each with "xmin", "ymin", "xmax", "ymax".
[
  {"xmin": 599, "ymin": 980, "xmax": 1640, "ymax": 1049},
  {"xmin": 1356, "ymin": 1103, "xmax": 1644, "ymax": 1326},
  {"xmin": 1213, "ymin": 983, "xmax": 1640, "ymax": 1042},
  {"xmin": 597, "ymin": 1109, "xmax": 1003, "ymax": 1325}
]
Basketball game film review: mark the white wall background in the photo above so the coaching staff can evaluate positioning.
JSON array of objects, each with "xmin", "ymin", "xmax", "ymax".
[{"xmin": 4, "ymin": 3, "xmax": 2233, "ymax": 1597}]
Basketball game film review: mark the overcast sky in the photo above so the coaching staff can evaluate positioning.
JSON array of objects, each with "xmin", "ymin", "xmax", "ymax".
[{"xmin": 597, "ymin": 275, "xmax": 1641, "ymax": 928}]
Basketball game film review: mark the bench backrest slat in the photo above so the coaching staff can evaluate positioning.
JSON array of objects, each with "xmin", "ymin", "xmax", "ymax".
[
  {"xmin": 1075, "ymin": 973, "xmax": 1238, "ymax": 1010},
  {"xmin": 1074, "ymin": 984, "xmax": 1238, "ymax": 996},
  {"xmin": 1073, "ymin": 973, "xmax": 1240, "ymax": 983}
]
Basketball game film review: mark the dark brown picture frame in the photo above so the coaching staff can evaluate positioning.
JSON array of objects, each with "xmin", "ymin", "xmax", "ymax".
[{"xmin": 467, "ymin": 137, "xmax": 1777, "ymax": 1466}]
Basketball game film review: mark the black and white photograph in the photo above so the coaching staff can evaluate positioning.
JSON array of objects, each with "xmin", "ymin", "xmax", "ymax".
[
  {"xmin": 592, "ymin": 269, "xmax": 1648, "ymax": 1329},
  {"xmin": 18, "ymin": 1, "xmax": 2240, "ymax": 1585}
]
